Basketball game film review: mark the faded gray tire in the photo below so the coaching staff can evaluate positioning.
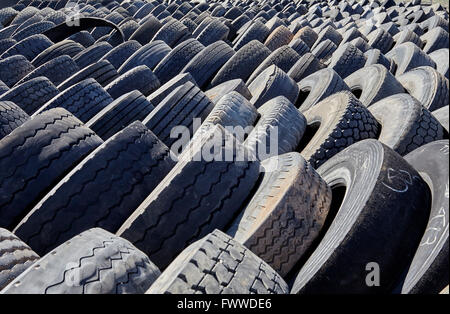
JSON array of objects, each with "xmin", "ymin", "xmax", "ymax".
[
  {"xmin": 386, "ymin": 42, "xmax": 436, "ymax": 77},
  {"xmin": 288, "ymin": 52, "xmax": 325, "ymax": 83},
  {"xmin": 0, "ymin": 228, "xmax": 39, "ymax": 291},
  {"xmin": 0, "ymin": 101, "xmax": 29, "ymax": 141},
  {"xmin": 147, "ymin": 73, "xmax": 196, "ymax": 107},
  {"xmin": 297, "ymin": 68, "xmax": 350, "ymax": 112},
  {"xmin": 293, "ymin": 26, "xmax": 318, "ymax": 49},
  {"xmin": 429, "ymin": 48, "xmax": 449, "ymax": 79},
  {"xmin": 344, "ymin": 64, "xmax": 405, "ymax": 107},
  {"xmin": 14, "ymin": 122, "xmax": 175, "ymax": 256},
  {"xmin": 369, "ymin": 93, "xmax": 445, "ymax": 156},
  {"xmin": 432, "ymin": 106, "xmax": 449, "ymax": 133},
  {"xmin": 311, "ymin": 39, "xmax": 337, "ymax": 64},
  {"xmin": 367, "ymin": 28, "xmax": 394, "ymax": 53},
  {"xmin": 118, "ymin": 41, "xmax": 171, "ymax": 74},
  {"xmin": 0, "ymin": 108, "xmax": 103, "ymax": 229},
  {"xmin": 117, "ymin": 126, "xmax": 261, "ymax": 269},
  {"xmin": 397, "ymin": 66, "xmax": 449, "ymax": 111},
  {"xmin": 2, "ymin": 228, "xmax": 161, "ymax": 294},
  {"xmin": 228, "ymin": 152, "xmax": 332, "ymax": 277},
  {"xmin": 328, "ymin": 43, "xmax": 366, "ymax": 79},
  {"xmin": 204, "ymin": 79, "xmax": 252, "ymax": 104},
  {"xmin": 147, "ymin": 229, "xmax": 288, "ymax": 294},
  {"xmin": 233, "ymin": 20, "xmax": 270, "ymax": 51},
  {"xmin": 264, "ymin": 25, "xmax": 293, "ymax": 51},
  {"xmin": 298, "ymin": 92, "xmax": 380, "ymax": 169},
  {"xmin": 420, "ymin": 26, "xmax": 449, "ymax": 54},
  {"xmin": 245, "ymin": 96, "xmax": 306, "ymax": 161},
  {"xmin": 364, "ymin": 48, "xmax": 396, "ymax": 73},
  {"xmin": 291, "ymin": 139, "xmax": 432, "ymax": 294}
]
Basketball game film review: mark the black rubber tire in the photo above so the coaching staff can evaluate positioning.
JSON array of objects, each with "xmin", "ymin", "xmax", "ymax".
[
  {"xmin": 293, "ymin": 26, "xmax": 318, "ymax": 48},
  {"xmin": 73, "ymin": 41, "xmax": 113, "ymax": 68},
  {"xmin": 349, "ymin": 37, "xmax": 372, "ymax": 53},
  {"xmin": 210, "ymin": 40, "xmax": 271, "ymax": 88},
  {"xmin": 248, "ymin": 65, "xmax": 299, "ymax": 109},
  {"xmin": 0, "ymin": 108, "xmax": 103, "ymax": 229},
  {"xmin": 228, "ymin": 152, "xmax": 332, "ymax": 277},
  {"xmin": 14, "ymin": 121, "xmax": 176, "ymax": 256},
  {"xmin": 264, "ymin": 25, "xmax": 293, "ymax": 51},
  {"xmin": 291, "ymin": 139, "xmax": 432, "ymax": 294},
  {"xmin": 366, "ymin": 28, "xmax": 394, "ymax": 53},
  {"xmin": 118, "ymin": 40, "xmax": 171, "ymax": 74},
  {"xmin": 196, "ymin": 19, "xmax": 229, "ymax": 46},
  {"xmin": 397, "ymin": 66, "xmax": 449, "ymax": 112},
  {"xmin": 364, "ymin": 48, "xmax": 396, "ymax": 73},
  {"xmin": 181, "ymin": 41, "xmax": 235, "ymax": 88},
  {"xmin": 0, "ymin": 228, "xmax": 39, "ymax": 291},
  {"xmin": 312, "ymin": 25, "xmax": 343, "ymax": 49},
  {"xmin": 34, "ymin": 78, "xmax": 113, "ymax": 123},
  {"xmin": 11, "ymin": 20, "xmax": 55, "ymax": 42},
  {"xmin": 0, "ymin": 77, "xmax": 58, "ymax": 115},
  {"xmin": 311, "ymin": 39, "xmax": 337, "ymax": 63},
  {"xmin": 57, "ymin": 59, "xmax": 118, "ymax": 90},
  {"xmin": 386, "ymin": 42, "xmax": 436, "ymax": 77},
  {"xmin": 147, "ymin": 229, "xmax": 288, "ymax": 294},
  {"xmin": 154, "ymin": 38, "xmax": 204, "ymax": 85},
  {"xmin": 67, "ymin": 30, "xmax": 95, "ymax": 48},
  {"xmin": 432, "ymin": 105, "xmax": 449, "ymax": 133},
  {"xmin": 328, "ymin": 43, "xmax": 366, "ymax": 79},
  {"xmin": 117, "ymin": 126, "xmax": 261, "ymax": 269},
  {"xmin": 369, "ymin": 93, "xmax": 445, "ymax": 156},
  {"xmin": 105, "ymin": 65, "xmax": 160, "ymax": 99},
  {"xmin": 0, "ymin": 101, "xmax": 29, "ymax": 141},
  {"xmin": 0, "ymin": 7, "xmax": 18, "ymax": 27},
  {"xmin": 245, "ymin": 96, "xmax": 306, "ymax": 161},
  {"xmin": 420, "ymin": 26, "xmax": 449, "ymax": 54},
  {"xmin": 204, "ymin": 79, "xmax": 252, "ymax": 104},
  {"xmin": 344, "ymin": 64, "xmax": 406, "ymax": 107},
  {"xmin": 86, "ymin": 90, "xmax": 155, "ymax": 140},
  {"xmin": 429, "ymin": 48, "xmax": 449, "ymax": 79},
  {"xmin": 98, "ymin": 40, "xmax": 141, "ymax": 70},
  {"xmin": 181, "ymin": 17, "xmax": 197, "ymax": 34},
  {"xmin": 397, "ymin": 140, "xmax": 449, "ymax": 294},
  {"xmin": 288, "ymin": 38, "xmax": 310, "ymax": 56},
  {"xmin": 31, "ymin": 39, "xmax": 84, "ymax": 67},
  {"xmin": 152, "ymin": 19, "xmax": 189, "ymax": 48},
  {"xmin": 143, "ymin": 81, "xmax": 214, "ymax": 148},
  {"xmin": 247, "ymin": 45, "xmax": 300, "ymax": 85},
  {"xmin": 0, "ymin": 55, "xmax": 35, "ymax": 88},
  {"xmin": 129, "ymin": 16, "xmax": 162, "ymax": 45},
  {"xmin": 0, "ymin": 39, "xmax": 17, "ymax": 56},
  {"xmin": 288, "ymin": 52, "xmax": 325, "ymax": 83},
  {"xmin": 147, "ymin": 72, "xmax": 196, "ymax": 107},
  {"xmin": 298, "ymin": 91, "xmax": 380, "ymax": 169},
  {"xmin": 233, "ymin": 20, "xmax": 270, "ymax": 51},
  {"xmin": 15, "ymin": 54, "xmax": 79, "ymax": 87},
  {"xmin": 296, "ymin": 68, "xmax": 350, "ymax": 112},
  {"xmin": 1, "ymin": 34, "xmax": 53, "ymax": 62},
  {"xmin": 2, "ymin": 228, "xmax": 161, "ymax": 294}
]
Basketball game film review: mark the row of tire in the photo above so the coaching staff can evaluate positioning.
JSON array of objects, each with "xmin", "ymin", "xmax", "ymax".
[{"xmin": 0, "ymin": 0, "xmax": 449, "ymax": 294}]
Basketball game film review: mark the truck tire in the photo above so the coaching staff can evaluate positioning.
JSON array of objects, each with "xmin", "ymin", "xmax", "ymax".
[
  {"xmin": 0, "ymin": 101, "xmax": 29, "ymax": 140},
  {"xmin": 0, "ymin": 55, "xmax": 35, "ymax": 87}
]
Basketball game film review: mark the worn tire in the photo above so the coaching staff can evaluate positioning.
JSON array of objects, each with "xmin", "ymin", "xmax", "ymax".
[
  {"xmin": 288, "ymin": 52, "xmax": 325, "ymax": 83},
  {"xmin": 386, "ymin": 42, "xmax": 436, "ymax": 77},
  {"xmin": 0, "ymin": 55, "xmax": 35, "ymax": 87},
  {"xmin": 328, "ymin": 43, "xmax": 366, "ymax": 79},
  {"xmin": 31, "ymin": 39, "xmax": 84, "ymax": 67},
  {"xmin": 204, "ymin": 79, "xmax": 252, "ymax": 104},
  {"xmin": 99, "ymin": 40, "xmax": 142, "ymax": 70},
  {"xmin": 1, "ymin": 34, "xmax": 53, "ymax": 62},
  {"xmin": 429, "ymin": 48, "xmax": 449, "ymax": 79},
  {"xmin": 0, "ymin": 101, "xmax": 29, "ymax": 141},
  {"xmin": 432, "ymin": 106, "xmax": 449, "ymax": 133},
  {"xmin": 420, "ymin": 26, "xmax": 449, "ymax": 54}
]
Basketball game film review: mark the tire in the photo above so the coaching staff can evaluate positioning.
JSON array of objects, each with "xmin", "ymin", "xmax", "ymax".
[
  {"xmin": 133, "ymin": 3, "xmax": 155, "ymax": 20},
  {"xmin": 299, "ymin": 91, "xmax": 380, "ymax": 169},
  {"xmin": 420, "ymin": 15, "xmax": 449, "ymax": 33},
  {"xmin": 366, "ymin": 28, "xmax": 394, "ymax": 53},
  {"xmin": 11, "ymin": 20, "xmax": 55, "ymax": 42},
  {"xmin": 117, "ymin": 126, "xmax": 261, "ymax": 269},
  {"xmin": 204, "ymin": 79, "xmax": 252, "ymax": 104},
  {"xmin": 364, "ymin": 48, "xmax": 396, "ymax": 73},
  {"xmin": 328, "ymin": 43, "xmax": 366, "ymax": 79},
  {"xmin": 296, "ymin": 68, "xmax": 350, "ymax": 112},
  {"xmin": 181, "ymin": 17, "xmax": 198, "ymax": 34},
  {"xmin": 154, "ymin": 38, "xmax": 204, "ymax": 85},
  {"xmin": 398, "ymin": 140, "xmax": 449, "ymax": 294},
  {"xmin": 227, "ymin": 152, "xmax": 332, "ymax": 277},
  {"xmin": 73, "ymin": 41, "xmax": 113, "ymax": 69},
  {"xmin": 432, "ymin": 106, "xmax": 449, "ymax": 133},
  {"xmin": 210, "ymin": 40, "xmax": 271, "ymax": 88},
  {"xmin": 0, "ymin": 77, "xmax": 59, "ymax": 115},
  {"xmin": 420, "ymin": 26, "xmax": 449, "ymax": 54},
  {"xmin": 429, "ymin": 48, "xmax": 449, "ymax": 79},
  {"xmin": 105, "ymin": 65, "xmax": 160, "ymax": 99},
  {"xmin": 181, "ymin": 41, "xmax": 235, "ymax": 89},
  {"xmin": 245, "ymin": 96, "xmax": 306, "ymax": 161},
  {"xmin": 340, "ymin": 28, "xmax": 368, "ymax": 45},
  {"xmin": 247, "ymin": 45, "xmax": 300, "ymax": 85},
  {"xmin": 233, "ymin": 21, "xmax": 270, "ymax": 51},
  {"xmin": 0, "ymin": 55, "xmax": 35, "ymax": 88},
  {"xmin": 344, "ymin": 64, "xmax": 405, "ymax": 107},
  {"xmin": 0, "ymin": 101, "xmax": 29, "ymax": 141},
  {"xmin": 264, "ymin": 25, "xmax": 293, "ymax": 51},
  {"xmin": 34, "ymin": 78, "xmax": 113, "ymax": 123},
  {"xmin": 31, "ymin": 39, "xmax": 84, "ymax": 67},
  {"xmin": 0, "ymin": 108, "xmax": 103, "ymax": 229},
  {"xmin": 152, "ymin": 19, "xmax": 189, "ymax": 48},
  {"xmin": 312, "ymin": 25, "xmax": 343, "ymax": 49},
  {"xmin": 386, "ymin": 42, "xmax": 436, "ymax": 77},
  {"xmin": 196, "ymin": 19, "xmax": 229, "ymax": 46},
  {"xmin": 14, "ymin": 121, "xmax": 176, "ymax": 256},
  {"xmin": 129, "ymin": 17, "xmax": 161, "ymax": 46},
  {"xmin": 0, "ymin": 80, "xmax": 8, "ymax": 95},
  {"xmin": 1, "ymin": 34, "xmax": 53, "ymax": 62},
  {"xmin": 288, "ymin": 38, "xmax": 310, "ymax": 56},
  {"xmin": 67, "ymin": 30, "xmax": 95, "ymax": 48},
  {"xmin": 147, "ymin": 229, "xmax": 288, "ymax": 294},
  {"xmin": 15, "ymin": 54, "xmax": 79, "ymax": 87},
  {"xmin": 147, "ymin": 72, "xmax": 196, "ymax": 107},
  {"xmin": 397, "ymin": 66, "xmax": 449, "ymax": 112},
  {"xmin": 349, "ymin": 37, "xmax": 372, "ymax": 53},
  {"xmin": 369, "ymin": 93, "xmax": 445, "ymax": 156},
  {"xmin": 86, "ymin": 91, "xmax": 155, "ymax": 140},
  {"xmin": 2, "ymin": 228, "xmax": 161, "ymax": 294},
  {"xmin": 0, "ymin": 228, "xmax": 39, "ymax": 291},
  {"xmin": 291, "ymin": 139, "xmax": 432, "ymax": 294},
  {"xmin": 57, "ymin": 59, "xmax": 118, "ymax": 90},
  {"xmin": 293, "ymin": 26, "xmax": 318, "ymax": 48},
  {"xmin": 393, "ymin": 29, "xmax": 423, "ymax": 48},
  {"xmin": 0, "ymin": 39, "xmax": 17, "ymax": 56},
  {"xmin": 118, "ymin": 41, "xmax": 171, "ymax": 74},
  {"xmin": 99, "ymin": 40, "xmax": 141, "ymax": 70},
  {"xmin": 248, "ymin": 65, "xmax": 299, "ymax": 109},
  {"xmin": 143, "ymin": 81, "xmax": 214, "ymax": 148},
  {"xmin": 288, "ymin": 52, "xmax": 325, "ymax": 83},
  {"xmin": 311, "ymin": 39, "xmax": 337, "ymax": 63},
  {"xmin": 0, "ymin": 7, "xmax": 18, "ymax": 27}
]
